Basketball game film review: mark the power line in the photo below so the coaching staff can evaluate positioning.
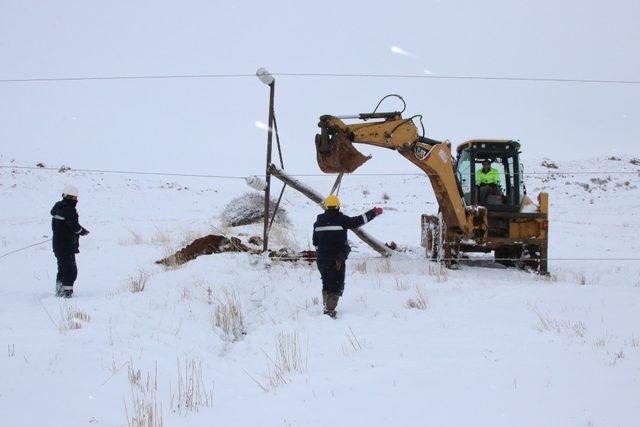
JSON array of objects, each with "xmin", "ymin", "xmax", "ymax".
[
  {"xmin": 0, "ymin": 73, "xmax": 254, "ymax": 84},
  {"xmin": 277, "ymin": 73, "xmax": 640, "ymax": 85},
  {"xmin": 1, "ymin": 165, "xmax": 638, "ymax": 179},
  {"xmin": 0, "ymin": 165, "xmax": 246, "ymax": 180},
  {"xmin": 0, "ymin": 72, "xmax": 639, "ymax": 85}
]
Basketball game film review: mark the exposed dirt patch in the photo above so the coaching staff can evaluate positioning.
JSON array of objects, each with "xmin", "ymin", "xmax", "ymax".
[
  {"xmin": 156, "ymin": 234, "xmax": 316, "ymax": 266},
  {"xmin": 157, "ymin": 235, "xmax": 250, "ymax": 266}
]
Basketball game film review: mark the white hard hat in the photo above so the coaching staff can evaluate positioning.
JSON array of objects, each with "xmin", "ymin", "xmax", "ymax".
[{"xmin": 62, "ymin": 185, "xmax": 79, "ymax": 197}]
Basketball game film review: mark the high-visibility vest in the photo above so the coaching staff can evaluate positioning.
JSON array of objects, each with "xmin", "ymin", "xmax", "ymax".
[{"xmin": 476, "ymin": 167, "xmax": 501, "ymax": 185}]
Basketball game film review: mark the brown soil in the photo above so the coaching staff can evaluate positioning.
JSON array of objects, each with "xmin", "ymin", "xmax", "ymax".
[
  {"xmin": 156, "ymin": 234, "xmax": 250, "ymax": 266},
  {"xmin": 156, "ymin": 234, "xmax": 316, "ymax": 266}
]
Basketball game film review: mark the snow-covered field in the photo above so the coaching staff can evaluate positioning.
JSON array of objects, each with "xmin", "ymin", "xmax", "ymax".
[{"xmin": 1, "ymin": 156, "xmax": 639, "ymax": 426}]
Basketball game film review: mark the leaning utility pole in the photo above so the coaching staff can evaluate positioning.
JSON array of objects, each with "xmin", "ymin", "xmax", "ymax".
[{"xmin": 269, "ymin": 165, "xmax": 392, "ymax": 257}]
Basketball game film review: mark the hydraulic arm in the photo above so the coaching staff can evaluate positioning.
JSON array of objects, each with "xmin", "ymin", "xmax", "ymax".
[{"xmin": 315, "ymin": 110, "xmax": 469, "ymax": 234}]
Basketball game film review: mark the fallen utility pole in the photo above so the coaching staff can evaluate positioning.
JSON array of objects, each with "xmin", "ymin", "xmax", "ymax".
[{"xmin": 268, "ymin": 165, "xmax": 392, "ymax": 257}]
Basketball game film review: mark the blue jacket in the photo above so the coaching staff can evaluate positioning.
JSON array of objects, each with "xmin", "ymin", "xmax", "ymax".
[
  {"xmin": 51, "ymin": 198, "xmax": 88, "ymax": 255},
  {"xmin": 312, "ymin": 208, "xmax": 378, "ymax": 261}
]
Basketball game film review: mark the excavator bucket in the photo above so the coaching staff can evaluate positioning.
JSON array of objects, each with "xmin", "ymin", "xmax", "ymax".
[{"xmin": 315, "ymin": 128, "xmax": 371, "ymax": 173}]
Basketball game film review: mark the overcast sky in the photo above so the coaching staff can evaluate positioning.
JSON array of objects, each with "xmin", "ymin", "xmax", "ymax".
[{"xmin": 1, "ymin": 0, "xmax": 638, "ymax": 176}]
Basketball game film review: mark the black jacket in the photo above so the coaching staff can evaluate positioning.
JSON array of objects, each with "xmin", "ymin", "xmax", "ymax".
[
  {"xmin": 51, "ymin": 198, "xmax": 87, "ymax": 255},
  {"xmin": 312, "ymin": 208, "xmax": 378, "ymax": 261}
]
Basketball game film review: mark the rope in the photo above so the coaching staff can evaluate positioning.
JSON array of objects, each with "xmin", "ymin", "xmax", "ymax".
[{"xmin": 0, "ymin": 239, "xmax": 51, "ymax": 260}]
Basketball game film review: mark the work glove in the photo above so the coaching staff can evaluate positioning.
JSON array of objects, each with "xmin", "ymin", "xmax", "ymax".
[{"xmin": 374, "ymin": 207, "xmax": 383, "ymax": 215}]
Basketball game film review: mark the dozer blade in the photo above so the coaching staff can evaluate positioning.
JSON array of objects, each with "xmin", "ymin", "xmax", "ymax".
[{"xmin": 315, "ymin": 128, "xmax": 371, "ymax": 173}]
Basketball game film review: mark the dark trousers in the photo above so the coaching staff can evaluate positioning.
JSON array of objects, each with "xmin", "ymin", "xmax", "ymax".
[
  {"xmin": 317, "ymin": 259, "xmax": 346, "ymax": 296},
  {"xmin": 477, "ymin": 184, "xmax": 498, "ymax": 205},
  {"xmin": 55, "ymin": 253, "xmax": 78, "ymax": 292}
]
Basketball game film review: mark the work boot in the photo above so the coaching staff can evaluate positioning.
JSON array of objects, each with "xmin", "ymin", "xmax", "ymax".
[
  {"xmin": 55, "ymin": 281, "xmax": 63, "ymax": 297},
  {"xmin": 323, "ymin": 294, "xmax": 340, "ymax": 318},
  {"xmin": 62, "ymin": 285, "xmax": 73, "ymax": 299},
  {"xmin": 322, "ymin": 291, "xmax": 328, "ymax": 309}
]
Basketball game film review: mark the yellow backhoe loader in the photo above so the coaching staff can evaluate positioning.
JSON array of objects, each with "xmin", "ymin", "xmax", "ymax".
[{"xmin": 315, "ymin": 95, "xmax": 549, "ymax": 273}]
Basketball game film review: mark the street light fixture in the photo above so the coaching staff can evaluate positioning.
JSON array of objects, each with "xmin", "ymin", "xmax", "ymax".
[
  {"xmin": 256, "ymin": 68, "xmax": 274, "ymax": 86},
  {"xmin": 256, "ymin": 67, "xmax": 275, "ymax": 252}
]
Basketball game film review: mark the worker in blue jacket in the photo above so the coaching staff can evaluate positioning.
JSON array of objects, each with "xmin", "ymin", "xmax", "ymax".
[
  {"xmin": 312, "ymin": 195, "xmax": 382, "ymax": 317},
  {"xmin": 50, "ymin": 185, "xmax": 90, "ymax": 298}
]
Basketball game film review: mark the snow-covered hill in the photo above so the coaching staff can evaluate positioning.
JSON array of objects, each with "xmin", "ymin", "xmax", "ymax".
[{"xmin": 1, "ymin": 156, "xmax": 639, "ymax": 426}]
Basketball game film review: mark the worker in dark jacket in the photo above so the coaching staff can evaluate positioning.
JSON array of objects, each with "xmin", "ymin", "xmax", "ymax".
[
  {"xmin": 312, "ymin": 195, "xmax": 382, "ymax": 317},
  {"xmin": 51, "ymin": 185, "xmax": 89, "ymax": 298}
]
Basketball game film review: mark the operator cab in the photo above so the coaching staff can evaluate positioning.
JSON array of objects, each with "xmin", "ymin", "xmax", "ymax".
[{"xmin": 455, "ymin": 140, "xmax": 523, "ymax": 212}]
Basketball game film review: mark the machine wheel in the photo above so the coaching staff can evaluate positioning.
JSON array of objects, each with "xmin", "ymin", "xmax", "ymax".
[
  {"xmin": 518, "ymin": 244, "xmax": 546, "ymax": 274},
  {"xmin": 422, "ymin": 215, "xmax": 440, "ymax": 260},
  {"xmin": 422, "ymin": 213, "xmax": 457, "ymax": 267}
]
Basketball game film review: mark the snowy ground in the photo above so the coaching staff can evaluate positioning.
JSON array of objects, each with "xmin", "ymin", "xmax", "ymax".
[{"xmin": 1, "ymin": 156, "xmax": 639, "ymax": 426}]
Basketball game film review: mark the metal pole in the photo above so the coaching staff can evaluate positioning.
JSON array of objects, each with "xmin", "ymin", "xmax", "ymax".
[{"xmin": 263, "ymin": 81, "xmax": 275, "ymax": 252}]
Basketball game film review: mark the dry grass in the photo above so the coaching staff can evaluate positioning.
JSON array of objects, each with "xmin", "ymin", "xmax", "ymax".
[
  {"xmin": 375, "ymin": 259, "xmax": 392, "ymax": 274},
  {"xmin": 124, "ymin": 360, "xmax": 162, "ymax": 427},
  {"xmin": 124, "ymin": 384, "xmax": 163, "ymax": 427},
  {"xmin": 406, "ymin": 286, "xmax": 429, "ymax": 310},
  {"xmin": 610, "ymin": 349, "xmax": 625, "ymax": 366},
  {"xmin": 181, "ymin": 286, "xmax": 192, "ymax": 301},
  {"xmin": 126, "ymin": 226, "xmax": 145, "ymax": 245},
  {"xmin": 592, "ymin": 333, "xmax": 613, "ymax": 348},
  {"xmin": 159, "ymin": 251, "xmax": 180, "ymax": 271},
  {"xmin": 7, "ymin": 344, "xmax": 15, "ymax": 357},
  {"xmin": 170, "ymin": 358, "xmax": 214, "ymax": 415},
  {"xmin": 151, "ymin": 225, "xmax": 172, "ymax": 247},
  {"xmin": 106, "ymin": 284, "xmax": 128, "ymax": 300},
  {"xmin": 152, "ymin": 226, "xmax": 181, "ymax": 270},
  {"xmin": 39, "ymin": 300, "xmax": 89, "ymax": 334},
  {"xmin": 269, "ymin": 224, "xmax": 297, "ymax": 248},
  {"xmin": 533, "ymin": 309, "xmax": 586, "ymax": 337},
  {"xmin": 354, "ymin": 261, "xmax": 367, "ymax": 274},
  {"xmin": 248, "ymin": 331, "xmax": 307, "ymax": 392},
  {"xmin": 128, "ymin": 270, "xmax": 149, "ymax": 293},
  {"xmin": 344, "ymin": 327, "xmax": 368, "ymax": 353},
  {"xmin": 179, "ymin": 229, "xmax": 203, "ymax": 247},
  {"xmin": 212, "ymin": 289, "xmax": 245, "ymax": 342},
  {"xmin": 427, "ymin": 262, "xmax": 448, "ymax": 282},
  {"xmin": 395, "ymin": 278, "xmax": 409, "ymax": 291},
  {"xmin": 535, "ymin": 273, "xmax": 558, "ymax": 283}
]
